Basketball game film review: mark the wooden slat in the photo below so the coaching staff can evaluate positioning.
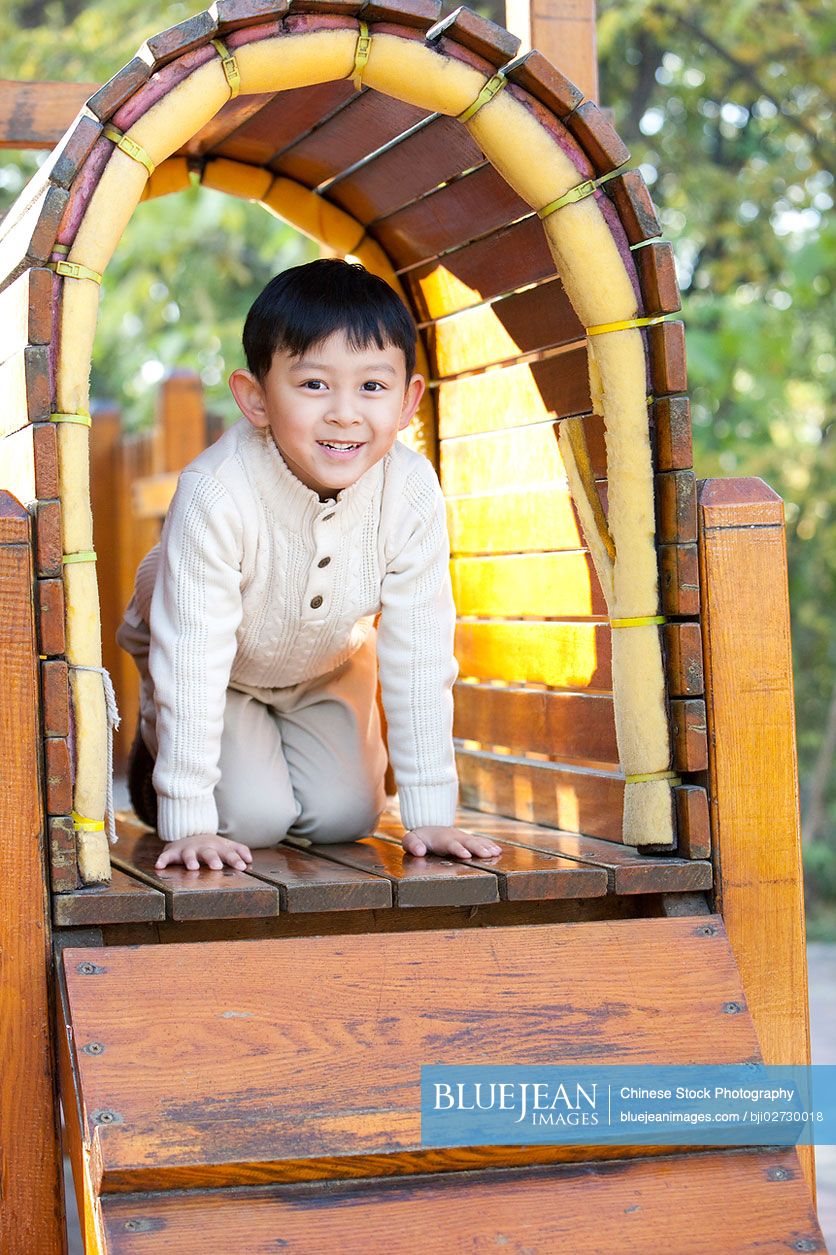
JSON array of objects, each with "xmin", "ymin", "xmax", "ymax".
[
  {"xmin": 565, "ymin": 101, "xmax": 630, "ymax": 174},
  {"xmin": 426, "ymin": 5, "xmax": 520, "ymax": 63},
  {"xmin": 436, "ymin": 357, "xmax": 594, "ymax": 440},
  {"xmin": 675, "ymin": 785, "xmax": 711, "ymax": 861},
  {"xmin": 0, "ymin": 345, "xmax": 50, "ymax": 438},
  {"xmin": 58, "ymin": 915, "xmax": 752, "ymax": 1192},
  {"xmin": 49, "ymin": 815, "xmax": 78, "ymax": 892},
  {"xmin": 44, "ymin": 736, "xmax": 72, "ymax": 815},
  {"xmin": 652, "ymin": 396, "xmax": 693, "ymax": 472},
  {"xmin": 289, "ymin": 834, "xmax": 500, "ymax": 908},
  {"xmin": 41, "ymin": 658, "xmax": 70, "ymax": 737},
  {"xmin": 634, "ymin": 241, "xmax": 681, "ymax": 316},
  {"xmin": 53, "ymin": 866, "xmax": 167, "ymax": 927},
  {"xmin": 698, "ymin": 476, "xmax": 813, "ymax": 1191},
  {"xmin": 275, "ymin": 90, "xmax": 430, "ymax": 188},
  {"xmin": 605, "ymin": 170, "xmax": 662, "ymax": 244},
  {"xmin": 456, "ymin": 620, "xmax": 702, "ymax": 697},
  {"xmin": 404, "ymin": 215, "xmax": 557, "ymax": 321},
  {"xmin": 455, "ymin": 683, "xmax": 618, "ymax": 764},
  {"xmin": 451, "ymin": 552, "xmax": 607, "ymax": 618},
  {"xmin": 98, "ymin": 1149, "xmax": 824, "ymax": 1255},
  {"xmin": 139, "ymin": 10, "xmax": 219, "ymax": 69},
  {"xmin": 34, "ymin": 498, "xmax": 61, "ymax": 577},
  {"xmin": 447, "ymin": 485, "xmax": 585, "ymax": 555},
  {"xmin": 649, "ymin": 320, "xmax": 687, "ymax": 396},
  {"xmin": 215, "ymin": 82, "xmax": 357, "ymax": 166},
  {"xmin": 670, "ymin": 698, "xmax": 708, "ymax": 772},
  {"xmin": 428, "ymin": 277, "xmax": 583, "ymax": 378},
  {"xmin": 455, "ymin": 811, "xmax": 711, "ymax": 893},
  {"xmin": 86, "ymin": 57, "xmax": 154, "ymax": 123},
  {"xmin": 36, "ymin": 577, "xmax": 66, "ymax": 656},
  {"xmin": 372, "ymin": 815, "xmax": 608, "ymax": 900},
  {"xmin": 656, "ymin": 469, "xmax": 696, "ymax": 543},
  {"xmin": 659, "ymin": 542, "xmax": 700, "ymax": 617},
  {"xmin": 184, "ymin": 91, "xmax": 280, "ymax": 159},
  {"xmin": 0, "ymin": 183, "xmax": 67, "ymax": 291},
  {"xmin": 0, "ymin": 492, "xmax": 65, "ymax": 1253},
  {"xmin": 0, "ymin": 80, "xmax": 97, "ymax": 148},
  {"xmin": 457, "ymin": 747, "xmax": 626, "ymax": 843},
  {"xmin": 333, "ymin": 114, "xmax": 482, "ymax": 225},
  {"xmin": 109, "ymin": 815, "xmax": 280, "ymax": 921},
  {"xmin": 245, "ymin": 843, "xmax": 394, "ymax": 912},
  {"xmin": 375, "ymin": 163, "xmax": 531, "ymax": 270},
  {"xmin": 0, "ymin": 267, "xmax": 52, "ymax": 366},
  {"xmin": 441, "ymin": 421, "xmax": 588, "ymax": 497}
]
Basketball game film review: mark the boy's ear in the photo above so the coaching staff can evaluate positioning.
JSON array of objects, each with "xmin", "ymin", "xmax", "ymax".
[
  {"xmin": 229, "ymin": 368, "xmax": 269, "ymax": 429},
  {"xmin": 399, "ymin": 372, "xmax": 426, "ymax": 431}
]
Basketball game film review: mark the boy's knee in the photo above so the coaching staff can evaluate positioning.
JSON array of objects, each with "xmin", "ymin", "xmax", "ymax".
[
  {"xmin": 217, "ymin": 793, "xmax": 301, "ymax": 849},
  {"xmin": 292, "ymin": 789, "xmax": 385, "ymax": 845}
]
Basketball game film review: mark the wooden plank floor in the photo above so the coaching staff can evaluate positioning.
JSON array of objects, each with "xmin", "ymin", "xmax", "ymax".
[
  {"xmin": 98, "ymin": 1150, "xmax": 824, "ymax": 1255},
  {"xmin": 51, "ymin": 809, "xmax": 712, "ymax": 928}
]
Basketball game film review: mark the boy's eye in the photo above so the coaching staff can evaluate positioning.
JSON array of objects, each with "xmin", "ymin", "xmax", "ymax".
[
  {"xmin": 302, "ymin": 379, "xmax": 325, "ymax": 390},
  {"xmin": 362, "ymin": 381, "xmax": 384, "ymax": 392}
]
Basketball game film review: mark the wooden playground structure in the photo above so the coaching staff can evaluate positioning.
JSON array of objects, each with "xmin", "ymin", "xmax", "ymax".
[{"xmin": 0, "ymin": 0, "xmax": 826, "ymax": 1249}]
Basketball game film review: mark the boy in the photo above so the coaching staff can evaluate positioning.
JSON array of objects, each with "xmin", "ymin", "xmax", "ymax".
[{"xmin": 116, "ymin": 258, "xmax": 502, "ymax": 872}]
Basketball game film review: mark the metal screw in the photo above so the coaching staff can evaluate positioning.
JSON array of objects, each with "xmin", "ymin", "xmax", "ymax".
[
  {"xmin": 792, "ymin": 1240, "xmax": 820, "ymax": 1252},
  {"xmin": 698, "ymin": 924, "xmax": 717, "ymax": 936},
  {"xmin": 76, "ymin": 961, "xmax": 106, "ymax": 974},
  {"xmin": 81, "ymin": 1042, "xmax": 104, "ymax": 1055},
  {"xmin": 91, "ymin": 1108, "xmax": 123, "ymax": 1126},
  {"xmin": 767, "ymin": 1166, "xmax": 791, "ymax": 1181},
  {"xmin": 723, "ymin": 1001, "xmax": 743, "ymax": 1014}
]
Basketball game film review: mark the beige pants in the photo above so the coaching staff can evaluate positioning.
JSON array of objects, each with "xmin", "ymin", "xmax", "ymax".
[{"xmin": 126, "ymin": 624, "xmax": 388, "ymax": 848}]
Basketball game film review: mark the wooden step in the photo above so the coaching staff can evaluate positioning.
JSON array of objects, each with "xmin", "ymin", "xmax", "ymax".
[
  {"xmin": 98, "ymin": 1151, "xmax": 824, "ymax": 1254},
  {"xmin": 59, "ymin": 915, "xmax": 765, "ymax": 1196}
]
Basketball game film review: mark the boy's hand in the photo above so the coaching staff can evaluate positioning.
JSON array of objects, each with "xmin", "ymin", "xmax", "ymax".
[
  {"xmin": 402, "ymin": 826, "xmax": 501, "ymax": 861},
  {"xmin": 154, "ymin": 834, "xmax": 254, "ymax": 872}
]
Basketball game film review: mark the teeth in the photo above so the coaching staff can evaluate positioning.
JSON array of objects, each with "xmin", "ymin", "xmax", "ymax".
[{"xmin": 320, "ymin": 441, "xmax": 361, "ymax": 449}]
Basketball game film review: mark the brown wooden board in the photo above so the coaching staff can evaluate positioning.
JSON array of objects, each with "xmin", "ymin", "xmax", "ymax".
[
  {"xmin": 455, "ymin": 812, "xmax": 711, "ymax": 894},
  {"xmin": 447, "ymin": 485, "xmax": 589, "ymax": 556},
  {"xmin": 41, "ymin": 658, "xmax": 70, "ymax": 737},
  {"xmin": 670, "ymin": 698, "xmax": 708, "ymax": 773},
  {"xmin": 49, "ymin": 815, "xmax": 79, "ymax": 893},
  {"xmin": 456, "ymin": 748, "xmax": 626, "ymax": 843},
  {"xmin": 139, "ymin": 11, "xmax": 220, "ymax": 69},
  {"xmin": 634, "ymin": 241, "xmax": 681, "ymax": 316},
  {"xmin": 86, "ymin": 57, "xmax": 154, "ymax": 123},
  {"xmin": 44, "ymin": 736, "xmax": 73, "ymax": 815},
  {"xmin": 455, "ymin": 620, "xmax": 700, "ymax": 697},
  {"xmin": 273, "ymin": 90, "xmax": 431, "ymax": 188},
  {"xmin": 436, "ymin": 354, "xmax": 594, "ymax": 439},
  {"xmin": 404, "ymin": 215, "xmax": 557, "ymax": 322},
  {"xmin": 649, "ymin": 320, "xmax": 687, "ymax": 396},
  {"xmin": 97, "ymin": 1149, "xmax": 824, "ymax": 1254},
  {"xmin": 0, "ymin": 492, "xmax": 66, "ymax": 1253},
  {"xmin": 0, "ymin": 184, "xmax": 67, "ymax": 293},
  {"xmin": 287, "ymin": 834, "xmax": 501, "ymax": 907},
  {"xmin": 212, "ymin": 81, "xmax": 358, "ymax": 166},
  {"xmin": 183, "ymin": 92, "xmax": 281, "ymax": 158},
  {"xmin": 656, "ymin": 469, "xmax": 696, "ymax": 543},
  {"xmin": 59, "ymin": 915, "xmax": 754, "ymax": 1192},
  {"xmin": 652, "ymin": 396, "xmax": 693, "ymax": 471},
  {"xmin": 36, "ymin": 577, "xmax": 66, "ymax": 656},
  {"xmin": 53, "ymin": 866, "xmax": 166, "ymax": 927},
  {"xmin": 675, "ymin": 785, "xmax": 711, "ymax": 861},
  {"xmin": 0, "ymin": 345, "xmax": 51, "ymax": 438},
  {"xmin": 373, "ymin": 814, "xmax": 608, "ymax": 901},
  {"xmin": 426, "ymin": 5, "xmax": 520, "ymax": 63},
  {"xmin": 34, "ymin": 498, "xmax": 62, "ymax": 577},
  {"xmin": 0, "ymin": 267, "xmax": 52, "ymax": 366},
  {"xmin": 564, "ymin": 101, "xmax": 630, "ymax": 174},
  {"xmin": 245, "ymin": 843, "xmax": 394, "ymax": 911},
  {"xmin": 110, "ymin": 815, "xmax": 280, "ymax": 921},
  {"xmin": 503, "ymin": 47, "xmax": 584, "ymax": 118},
  {"xmin": 605, "ymin": 170, "xmax": 662, "ymax": 244},
  {"xmin": 333, "ymin": 115, "xmax": 486, "ymax": 225},
  {"xmin": 374, "ymin": 163, "xmax": 532, "ymax": 269},
  {"xmin": 659, "ymin": 542, "xmax": 700, "ymax": 617},
  {"xmin": 451, "ymin": 552, "xmax": 607, "ymax": 618},
  {"xmin": 440, "ymin": 420, "xmax": 602, "ymax": 496},
  {"xmin": 428, "ymin": 277, "xmax": 584, "ymax": 378},
  {"xmin": 454, "ymin": 682, "xmax": 619, "ymax": 765}
]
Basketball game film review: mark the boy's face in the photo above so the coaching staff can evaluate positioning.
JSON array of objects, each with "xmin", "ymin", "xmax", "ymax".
[{"xmin": 229, "ymin": 329, "xmax": 426, "ymax": 500}]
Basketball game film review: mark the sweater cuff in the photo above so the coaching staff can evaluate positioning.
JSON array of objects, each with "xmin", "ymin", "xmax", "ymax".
[
  {"xmin": 156, "ymin": 794, "xmax": 219, "ymax": 843},
  {"xmin": 398, "ymin": 782, "xmax": 459, "ymax": 831}
]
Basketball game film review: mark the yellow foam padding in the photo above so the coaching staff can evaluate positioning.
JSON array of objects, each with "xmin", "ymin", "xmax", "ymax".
[
  {"xmin": 557, "ymin": 419, "xmax": 614, "ymax": 606},
  {"xmin": 127, "ymin": 65, "xmax": 232, "ymax": 169},
  {"xmin": 465, "ymin": 95, "xmax": 638, "ymax": 328},
  {"xmin": 57, "ymin": 423, "xmax": 94, "ymax": 556},
  {"xmin": 140, "ymin": 156, "xmax": 191, "ymax": 202},
  {"xmin": 362, "ymin": 32, "xmax": 487, "ymax": 116},
  {"xmin": 202, "ymin": 158, "xmax": 273, "ymax": 202},
  {"xmin": 235, "ymin": 30, "xmax": 356, "ymax": 94},
  {"xmin": 76, "ymin": 827, "xmax": 112, "ymax": 885},
  {"xmin": 68, "ymin": 626, "xmax": 106, "ymax": 805},
  {"xmin": 70, "ymin": 151, "xmax": 148, "ymax": 277},
  {"xmin": 622, "ymin": 778, "xmax": 676, "ymax": 848}
]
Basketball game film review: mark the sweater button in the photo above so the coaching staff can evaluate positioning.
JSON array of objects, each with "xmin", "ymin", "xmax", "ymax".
[
  {"xmin": 318, "ymin": 556, "xmax": 331, "ymax": 568},
  {"xmin": 321, "ymin": 512, "xmax": 334, "ymax": 521},
  {"xmin": 310, "ymin": 595, "xmax": 323, "ymax": 609}
]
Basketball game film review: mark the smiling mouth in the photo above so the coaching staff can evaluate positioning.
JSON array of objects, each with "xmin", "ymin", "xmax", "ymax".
[{"xmin": 317, "ymin": 440, "xmax": 365, "ymax": 452}]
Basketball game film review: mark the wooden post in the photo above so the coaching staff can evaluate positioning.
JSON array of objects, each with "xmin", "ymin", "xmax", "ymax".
[
  {"xmin": 698, "ymin": 477, "xmax": 815, "ymax": 1196},
  {"xmin": 506, "ymin": 0, "xmax": 599, "ymax": 102},
  {"xmin": 0, "ymin": 492, "xmax": 67, "ymax": 1253},
  {"xmin": 156, "ymin": 369, "xmax": 206, "ymax": 474},
  {"xmin": 90, "ymin": 400, "xmax": 125, "ymax": 766}
]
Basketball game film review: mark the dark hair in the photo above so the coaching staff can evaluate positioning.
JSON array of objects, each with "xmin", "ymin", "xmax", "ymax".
[{"xmin": 242, "ymin": 257, "xmax": 417, "ymax": 384}]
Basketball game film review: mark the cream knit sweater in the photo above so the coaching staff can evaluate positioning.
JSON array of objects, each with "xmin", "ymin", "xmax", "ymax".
[{"xmin": 118, "ymin": 418, "xmax": 460, "ymax": 842}]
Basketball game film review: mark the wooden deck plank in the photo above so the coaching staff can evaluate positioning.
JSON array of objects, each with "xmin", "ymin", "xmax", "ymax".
[
  {"xmin": 285, "ymin": 834, "xmax": 501, "ymax": 908},
  {"xmin": 58, "ymin": 916, "xmax": 762, "ymax": 1192},
  {"xmin": 99, "ymin": 1149, "xmax": 824, "ymax": 1254},
  {"xmin": 52, "ymin": 866, "xmax": 166, "ymax": 927},
  {"xmin": 245, "ymin": 843, "xmax": 393, "ymax": 912},
  {"xmin": 110, "ymin": 815, "xmax": 280, "ymax": 922}
]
